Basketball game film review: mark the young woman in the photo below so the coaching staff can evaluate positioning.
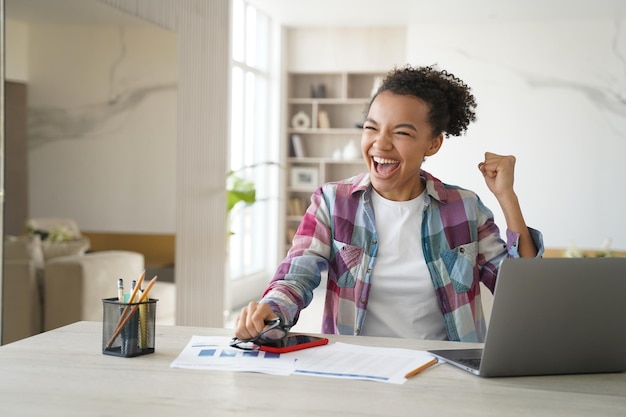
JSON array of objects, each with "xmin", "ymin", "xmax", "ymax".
[{"xmin": 234, "ymin": 65, "xmax": 543, "ymax": 343}]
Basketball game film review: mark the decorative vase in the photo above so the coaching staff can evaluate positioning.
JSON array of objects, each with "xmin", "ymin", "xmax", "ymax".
[
  {"xmin": 342, "ymin": 140, "xmax": 359, "ymax": 160},
  {"xmin": 291, "ymin": 111, "xmax": 311, "ymax": 129}
]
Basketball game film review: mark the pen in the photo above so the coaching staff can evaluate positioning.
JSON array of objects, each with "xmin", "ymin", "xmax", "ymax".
[
  {"xmin": 117, "ymin": 278, "xmax": 125, "ymax": 317},
  {"xmin": 117, "ymin": 278, "xmax": 124, "ymax": 303},
  {"xmin": 129, "ymin": 280, "xmax": 137, "ymax": 302},
  {"xmin": 404, "ymin": 358, "xmax": 438, "ymax": 378}
]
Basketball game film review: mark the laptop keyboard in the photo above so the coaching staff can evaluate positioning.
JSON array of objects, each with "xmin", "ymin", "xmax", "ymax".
[{"xmin": 457, "ymin": 357, "xmax": 482, "ymax": 370}]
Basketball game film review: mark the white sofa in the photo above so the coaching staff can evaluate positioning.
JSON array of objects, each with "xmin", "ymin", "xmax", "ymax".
[
  {"xmin": 3, "ymin": 234, "xmax": 176, "ymax": 344},
  {"xmin": 2, "ymin": 259, "xmax": 42, "ymax": 344}
]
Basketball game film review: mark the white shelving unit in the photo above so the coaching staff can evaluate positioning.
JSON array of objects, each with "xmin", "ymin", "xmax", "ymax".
[{"xmin": 284, "ymin": 71, "xmax": 385, "ymax": 248}]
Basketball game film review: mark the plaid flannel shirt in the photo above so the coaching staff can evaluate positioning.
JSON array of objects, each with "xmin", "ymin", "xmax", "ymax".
[{"xmin": 262, "ymin": 170, "xmax": 544, "ymax": 342}]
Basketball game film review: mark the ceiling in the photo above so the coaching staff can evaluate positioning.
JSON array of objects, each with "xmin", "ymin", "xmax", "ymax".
[
  {"xmin": 6, "ymin": 0, "xmax": 626, "ymax": 27},
  {"xmin": 247, "ymin": 0, "xmax": 626, "ymax": 26}
]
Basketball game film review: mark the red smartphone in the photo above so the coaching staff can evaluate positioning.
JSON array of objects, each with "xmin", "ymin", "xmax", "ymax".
[{"xmin": 259, "ymin": 334, "xmax": 329, "ymax": 353}]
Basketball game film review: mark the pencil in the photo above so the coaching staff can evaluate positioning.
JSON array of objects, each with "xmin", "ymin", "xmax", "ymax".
[
  {"xmin": 404, "ymin": 358, "xmax": 438, "ymax": 378},
  {"xmin": 139, "ymin": 283, "xmax": 149, "ymax": 349}
]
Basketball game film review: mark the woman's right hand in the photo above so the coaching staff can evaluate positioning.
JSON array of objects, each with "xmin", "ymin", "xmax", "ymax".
[{"xmin": 234, "ymin": 301, "xmax": 279, "ymax": 340}]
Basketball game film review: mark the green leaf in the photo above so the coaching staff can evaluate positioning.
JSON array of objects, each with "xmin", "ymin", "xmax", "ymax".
[
  {"xmin": 226, "ymin": 161, "xmax": 281, "ymax": 213},
  {"xmin": 226, "ymin": 175, "xmax": 256, "ymax": 212}
]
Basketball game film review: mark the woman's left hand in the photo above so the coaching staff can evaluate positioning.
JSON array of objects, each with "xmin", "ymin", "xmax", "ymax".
[{"xmin": 478, "ymin": 152, "xmax": 517, "ymax": 198}]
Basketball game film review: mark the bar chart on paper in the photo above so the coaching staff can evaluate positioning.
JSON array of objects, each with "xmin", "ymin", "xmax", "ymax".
[
  {"xmin": 170, "ymin": 336, "xmax": 296, "ymax": 375},
  {"xmin": 197, "ymin": 346, "xmax": 280, "ymax": 359}
]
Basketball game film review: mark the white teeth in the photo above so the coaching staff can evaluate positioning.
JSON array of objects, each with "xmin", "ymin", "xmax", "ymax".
[{"xmin": 373, "ymin": 156, "xmax": 399, "ymax": 164}]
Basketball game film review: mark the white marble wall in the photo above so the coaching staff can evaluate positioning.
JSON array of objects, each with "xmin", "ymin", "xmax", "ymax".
[
  {"xmin": 406, "ymin": 19, "xmax": 626, "ymax": 250},
  {"xmin": 26, "ymin": 23, "xmax": 177, "ymax": 233}
]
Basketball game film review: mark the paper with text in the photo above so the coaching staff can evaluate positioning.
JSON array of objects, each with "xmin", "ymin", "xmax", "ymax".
[
  {"xmin": 286, "ymin": 342, "xmax": 437, "ymax": 384},
  {"xmin": 170, "ymin": 336, "xmax": 437, "ymax": 384}
]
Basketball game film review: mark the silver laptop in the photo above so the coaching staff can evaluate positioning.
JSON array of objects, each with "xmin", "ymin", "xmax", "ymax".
[{"xmin": 429, "ymin": 257, "xmax": 626, "ymax": 377}]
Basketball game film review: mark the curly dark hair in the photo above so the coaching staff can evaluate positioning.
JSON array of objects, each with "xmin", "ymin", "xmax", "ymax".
[{"xmin": 369, "ymin": 64, "xmax": 477, "ymax": 138}]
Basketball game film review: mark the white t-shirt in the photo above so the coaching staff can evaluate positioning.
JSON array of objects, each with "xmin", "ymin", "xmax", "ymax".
[{"xmin": 360, "ymin": 189, "xmax": 447, "ymax": 340}]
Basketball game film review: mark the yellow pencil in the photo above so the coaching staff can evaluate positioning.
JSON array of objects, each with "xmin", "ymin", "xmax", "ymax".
[
  {"xmin": 138, "ymin": 284, "xmax": 150, "ymax": 349},
  {"xmin": 404, "ymin": 358, "xmax": 438, "ymax": 378}
]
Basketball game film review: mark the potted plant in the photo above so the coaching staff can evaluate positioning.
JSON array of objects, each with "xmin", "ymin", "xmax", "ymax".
[{"xmin": 226, "ymin": 161, "xmax": 281, "ymax": 228}]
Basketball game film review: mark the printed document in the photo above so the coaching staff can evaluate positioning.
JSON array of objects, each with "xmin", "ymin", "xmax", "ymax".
[{"xmin": 171, "ymin": 336, "xmax": 437, "ymax": 384}]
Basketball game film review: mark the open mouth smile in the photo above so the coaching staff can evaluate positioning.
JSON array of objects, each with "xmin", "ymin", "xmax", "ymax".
[{"xmin": 372, "ymin": 156, "xmax": 400, "ymax": 177}]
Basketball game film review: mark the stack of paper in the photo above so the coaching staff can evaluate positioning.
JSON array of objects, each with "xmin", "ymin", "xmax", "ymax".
[{"xmin": 171, "ymin": 336, "xmax": 437, "ymax": 384}]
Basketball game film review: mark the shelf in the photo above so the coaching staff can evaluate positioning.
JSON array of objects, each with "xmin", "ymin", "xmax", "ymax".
[
  {"xmin": 288, "ymin": 157, "xmax": 363, "ymax": 164},
  {"xmin": 288, "ymin": 98, "xmax": 371, "ymax": 104},
  {"xmin": 326, "ymin": 159, "xmax": 364, "ymax": 165},
  {"xmin": 289, "ymin": 104, "xmax": 367, "ymax": 130},
  {"xmin": 283, "ymin": 71, "xmax": 384, "ymax": 248},
  {"xmin": 287, "ymin": 72, "xmax": 384, "ymax": 99},
  {"xmin": 288, "ymin": 128, "xmax": 362, "ymax": 134}
]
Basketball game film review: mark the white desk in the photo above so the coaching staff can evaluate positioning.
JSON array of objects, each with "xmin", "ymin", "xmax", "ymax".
[{"xmin": 0, "ymin": 321, "xmax": 624, "ymax": 416}]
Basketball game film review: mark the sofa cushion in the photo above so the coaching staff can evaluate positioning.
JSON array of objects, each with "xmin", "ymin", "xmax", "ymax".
[
  {"xmin": 40, "ymin": 238, "xmax": 90, "ymax": 261},
  {"xmin": 43, "ymin": 250, "xmax": 145, "ymax": 330},
  {"xmin": 4, "ymin": 235, "xmax": 45, "ymax": 268}
]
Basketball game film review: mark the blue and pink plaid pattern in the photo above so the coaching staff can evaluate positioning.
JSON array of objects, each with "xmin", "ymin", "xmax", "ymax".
[{"xmin": 263, "ymin": 170, "xmax": 543, "ymax": 342}]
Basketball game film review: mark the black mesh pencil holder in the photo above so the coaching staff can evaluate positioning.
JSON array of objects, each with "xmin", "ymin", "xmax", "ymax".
[{"xmin": 102, "ymin": 297, "xmax": 158, "ymax": 357}]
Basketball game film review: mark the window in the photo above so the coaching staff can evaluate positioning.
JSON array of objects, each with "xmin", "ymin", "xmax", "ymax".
[{"xmin": 229, "ymin": 0, "xmax": 277, "ymax": 287}]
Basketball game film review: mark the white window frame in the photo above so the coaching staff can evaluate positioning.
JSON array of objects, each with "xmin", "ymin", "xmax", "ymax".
[{"xmin": 228, "ymin": 0, "xmax": 279, "ymax": 310}]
